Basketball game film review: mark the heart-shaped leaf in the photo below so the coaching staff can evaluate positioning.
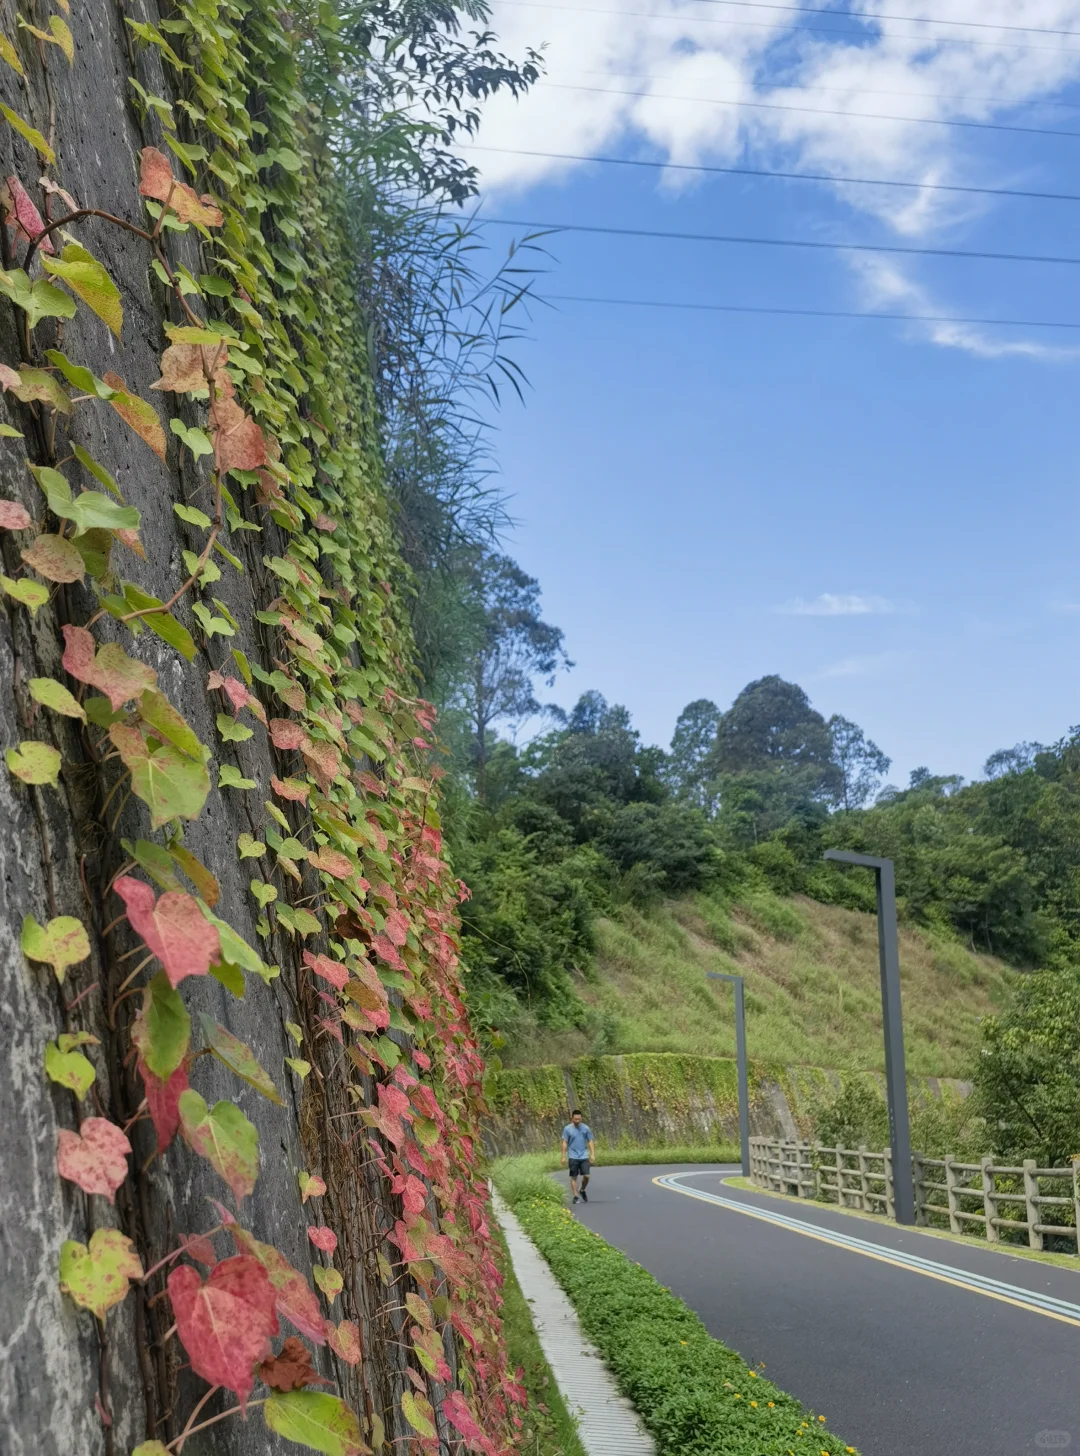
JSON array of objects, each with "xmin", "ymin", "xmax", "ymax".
[
  {"xmin": 114, "ymin": 878, "xmax": 219, "ymax": 987},
  {"xmin": 109, "ymin": 726, "xmax": 211, "ymax": 826},
  {"xmin": 28, "ymin": 676, "xmax": 86, "ymax": 720},
  {"xmin": 231, "ymin": 1228, "xmax": 327, "ymax": 1344},
  {"xmin": 179, "ymin": 1090, "xmax": 259, "ymax": 1201},
  {"xmin": 62, "ymin": 625, "xmax": 157, "ymax": 709},
  {"xmin": 263, "ymin": 1391, "xmax": 367, "ymax": 1456},
  {"xmin": 56, "ymin": 1117, "xmax": 131, "ymax": 1201},
  {"xmin": 168, "ymin": 1255, "xmax": 278, "ymax": 1406},
  {"xmin": 21, "ymin": 533, "xmax": 84, "ymax": 583},
  {"xmin": 401, "ymin": 1390, "xmax": 436, "ymax": 1440},
  {"xmin": 139, "ymin": 1056, "xmax": 189, "ymax": 1153},
  {"xmin": 312, "ymin": 1265, "xmax": 342, "ymax": 1302},
  {"xmin": 21, "ymin": 913, "xmax": 89, "ymax": 981},
  {"xmin": 299, "ymin": 1172, "xmax": 326, "ymax": 1204},
  {"xmin": 42, "ymin": 242, "xmax": 122, "ymax": 337},
  {"xmin": 59, "ymin": 1228, "xmax": 142, "ymax": 1320},
  {"xmin": 324, "ymin": 1319, "xmax": 361, "ymax": 1366},
  {"xmin": 6, "ymin": 740, "xmax": 61, "ymax": 785},
  {"xmin": 45, "ymin": 1039, "xmax": 95, "ymax": 1098},
  {"xmin": 1, "ymin": 575, "xmax": 48, "ymax": 614}
]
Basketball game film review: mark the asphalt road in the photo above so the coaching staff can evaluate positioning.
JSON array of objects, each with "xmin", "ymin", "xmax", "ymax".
[{"xmin": 563, "ymin": 1163, "xmax": 1080, "ymax": 1456}]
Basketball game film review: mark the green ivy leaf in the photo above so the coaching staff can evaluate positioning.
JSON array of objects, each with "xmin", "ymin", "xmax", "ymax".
[
  {"xmin": 0, "ymin": 268, "xmax": 76, "ymax": 329},
  {"xmin": 42, "ymin": 243, "xmax": 123, "ymax": 338},
  {"xmin": 313, "ymin": 1265, "xmax": 342, "ymax": 1300},
  {"xmin": 263, "ymin": 1392, "xmax": 366, "ymax": 1456},
  {"xmin": 71, "ymin": 442, "xmax": 121, "ymax": 498},
  {"xmin": 199, "ymin": 1012, "xmax": 282, "ymax": 1103},
  {"xmin": 209, "ymin": 958, "xmax": 245, "ymax": 997},
  {"xmin": 28, "ymin": 676, "xmax": 86, "ymax": 720},
  {"xmin": 45, "ymin": 1038, "xmax": 96, "ymax": 1098},
  {"xmin": 132, "ymin": 970, "xmax": 190, "ymax": 1081},
  {"xmin": 122, "ymin": 584, "xmax": 197, "ymax": 661},
  {"xmin": 237, "ymin": 833, "xmax": 265, "ymax": 859},
  {"xmin": 217, "ymin": 713, "xmax": 253, "ymax": 743},
  {"xmin": 192, "ymin": 601, "xmax": 234, "ymax": 637},
  {"xmin": 250, "ymin": 879, "xmax": 277, "ymax": 909},
  {"xmin": 30, "ymin": 464, "xmax": 139, "ymax": 532},
  {"xmin": 276, "ymin": 905, "xmax": 321, "ymax": 938},
  {"xmin": 401, "ymin": 1391, "xmax": 436, "ymax": 1440},
  {"xmin": 285, "ymin": 1057, "xmax": 310, "ymax": 1080},
  {"xmin": 138, "ymin": 689, "xmax": 205, "ymax": 762},
  {"xmin": 20, "ymin": 913, "xmax": 90, "ymax": 982},
  {"xmin": 1, "ymin": 575, "xmax": 48, "ymax": 614},
  {"xmin": 218, "ymin": 763, "xmax": 256, "ymax": 790},
  {"xmin": 170, "ymin": 419, "xmax": 214, "ymax": 461},
  {"xmin": 109, "ymin": 724, "xmax": 211, "ymax": 827},
  {"xmin": 174, "ymin": 501, "xmax": 212, "ymax": 529},
  {"xmin": 178, "ymin": 1089, "xmax": 259, "ymax": 1201},
  {"xmin": 59, "ymin": 1229, "xmax": 142, "ymax": 1320},
  {"xmin": 6, "ymin": 740, "xmax": 61, "ymax": 785},
  {"xmin": 0, "ymin": 102, "xmax": 53, "ymax": 161}
]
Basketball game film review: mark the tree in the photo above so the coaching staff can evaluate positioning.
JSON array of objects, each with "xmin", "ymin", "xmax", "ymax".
[
  {"xmin": 710, "ymin": 676, "xmax": 836, "ymax": 776},
  {"xmin": 984, "ymin": 742, "xmax": 1042, "ymax": 779},
  {"xmin": 666, "ymin": 699, "xmax": 721, "ymax": 809},
  {"xmin": 828, "ymin": 714, "xmax": 891, "ymax": 811},
  {"xmin": 458, "ymin": 553, "xmax": 570, "ymax": 797}
]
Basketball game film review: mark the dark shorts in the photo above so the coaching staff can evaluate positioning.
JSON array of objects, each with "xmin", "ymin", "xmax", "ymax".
[{"xmin": 568, "ymin": 1158, "xmax": 590, "ymax": 1177}]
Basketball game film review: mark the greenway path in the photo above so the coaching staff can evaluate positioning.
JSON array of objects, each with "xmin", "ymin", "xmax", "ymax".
[{"xmin": 569, "ymin": 1163, "xmax": 1080, "ymax": 1456}]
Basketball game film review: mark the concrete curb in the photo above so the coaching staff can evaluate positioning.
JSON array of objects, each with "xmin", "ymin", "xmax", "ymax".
[{"xmin": 492, "ymin": 1189, "xmax": 655, "ymax": 1456}]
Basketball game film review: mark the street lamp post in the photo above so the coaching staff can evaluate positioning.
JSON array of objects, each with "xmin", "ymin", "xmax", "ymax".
[
  {"xmin": 706, "ymin": 971, "xmax": 750, "ymax": 1177},
  {"xmin": 823, "ymin": 849, "xmax": 915, "ymax": 1226}
]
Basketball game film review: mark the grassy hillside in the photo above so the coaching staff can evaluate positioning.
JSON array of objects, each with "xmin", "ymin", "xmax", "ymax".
[{"xmin": 503, "ymin": 888, "xmax": 1015, "ymax": 1077}]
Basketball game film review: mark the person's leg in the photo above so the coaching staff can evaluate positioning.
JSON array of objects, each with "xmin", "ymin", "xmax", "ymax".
[
  {"xmin": 568, "ymin": 1159, "xmax": 581, "ymax": 1201},
  {"xmin": 579, "ymin": 1161, "xmax": 590, "ymax": 1200}
]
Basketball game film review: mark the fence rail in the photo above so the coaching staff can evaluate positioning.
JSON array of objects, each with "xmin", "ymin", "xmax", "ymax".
[{"xmin": 749, "ymin": 1137, "xmax": 1080, "ymax": 1252}]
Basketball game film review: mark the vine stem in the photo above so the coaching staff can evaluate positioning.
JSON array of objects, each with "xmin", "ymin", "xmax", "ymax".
[
  {"xmin": 164, "ymin": 1398, "xmax": 266, "ymax": 1450},
  {"xmin": 172, "ymin": 1382, "xmax": 220, "ymax": 1452},
  {"xmin": 23, "ymin": 208, "xmax": 154, "ymax": 271}
]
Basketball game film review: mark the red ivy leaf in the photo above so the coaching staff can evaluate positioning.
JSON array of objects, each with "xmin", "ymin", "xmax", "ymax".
[
  {"xmin": 138, "ymin": 1056, "xmax": 189, "ymax": 1153},
  {"xmin": 210, "ymin": 393, "xmax": 268, "ymax": 473},
  {"xmin": 324, "ymin": 1319, "xmax": 361, "ymax": 1366},
  {"xmin": 113, "ymin": 877, "xmax": 220, "ymax": 987},
  {"xmin": 370, "ymin": 933, "xmax": 404, "ymax": 971},
  {"xmin": 0, "ymin": 499, "xmax": 33, "ymax": 530},
  {"xmin": 307, "ymin": 1226, "xmax": 337, "ymax": 1255},
  {"xmin": 302, "ymin": 950, "xmax": 349, "ymax": 991},
  {"xmin": 61, "ymin": 624, "xmax": 157, "ymax": 709},
  {"xmin": 3, "ymin": 175, "xmax": 55, "ymax": 253},
  {"xmin": 271, "ymin": 774, "xmax": 309, "ymax": 803},
  {"xmin": 56, "ymin": 1117, "xmax": 131, "ymax": 1202},
  {"xmin": 231, "ymin": 1229, "xmax": 327, "ymax": 1344},
  {"xmin": 138, "ymin": 147, "xmax": 223, "ymax": 228},
  {"xmin": 168, "ymin": 1255, "xmax": 278, "ymax": 1407},
  {"xmin": 269, "ymin": 718, "xmax": 307, "ymax": 751}
]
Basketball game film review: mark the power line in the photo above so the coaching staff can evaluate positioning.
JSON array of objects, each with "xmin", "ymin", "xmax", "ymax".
[
  {"xmin": 676, "ymin": 0, "xmax": 1080, "ymax": 41},
  {"xmin": 544, "ymin": 291, "xmax": 1080, "ymax": 330},
  {"xmin": 466, "ymin": 144, "xmax": 1080, "ymax": 204},
  {"xmin": 568, "ymin": 63, "xmax": 1080, "ymax": 111},
  {"xmin": 484, "ymin": 215, "xmax": 1080, "ymax": 267},
  {"xmin": 547, "ymin": 81, "xmax": 1080, "ymax": 141},
  {"xmin": 498, "ymin": 0, "xmax": 1080, "ymax": 55}
]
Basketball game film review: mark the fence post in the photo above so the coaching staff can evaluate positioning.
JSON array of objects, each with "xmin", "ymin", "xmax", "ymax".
[
  {"xmin": 835, "ymin": 1147, "xmax": 844, "ymax": 1206},
  {"xmin": 912, "ymin": 1152, "xmax": 925, "ymax": 1225},
  {"xmin": 884, "ymin": 1148, "xmax": 894, "ymax": 1220},
  {"xmin": 981, "ymin": 1158, "xmax": 998, "ymax": 1245},
  {"xmin": 1073, "ymin": 1159, "xmax": 1080, "ymax": 1254},
  {"xmin": 1023, "ymin": 1159, "xmax": 1043, "ymax": 1250},
  {"xmin": 944, "ymin": 1155, "xmax": 961, "ymax": 1234},
  {"xmin": 858, "ymin": 1144, "xmax": 869, "ymax": 1212},
  {"xmin": 813, "ymin": 1145, "xmax": 822, "ymax": 1202}
]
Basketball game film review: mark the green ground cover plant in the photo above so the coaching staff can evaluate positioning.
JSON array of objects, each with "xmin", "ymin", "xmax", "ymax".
[{"xmin": 510, "ymin": 1197, "xmax": 858, "ymax": 1456}]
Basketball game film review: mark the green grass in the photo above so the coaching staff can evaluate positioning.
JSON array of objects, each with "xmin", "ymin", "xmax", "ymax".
[
  {"xmin": 511, "ymin": 1197, "xmax": 858, "ymax": 1456},
  {"xmin": 507, "ymin": 888, "xmax": 1014, "ymax": 1076},
  {"xmin": 492, "ymin": 1222, "xmax": 588, "ymax": 1456}
]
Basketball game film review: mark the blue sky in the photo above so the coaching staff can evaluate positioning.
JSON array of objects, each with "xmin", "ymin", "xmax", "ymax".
[{"xmin": 461, "ymin": 0, "xmax": 1080, "ymax": 785}]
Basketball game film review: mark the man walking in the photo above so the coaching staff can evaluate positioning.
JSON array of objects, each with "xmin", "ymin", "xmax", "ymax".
[{"xmin": 561, "ymin": 1109, "xmax": 595, "ymax": 1204}]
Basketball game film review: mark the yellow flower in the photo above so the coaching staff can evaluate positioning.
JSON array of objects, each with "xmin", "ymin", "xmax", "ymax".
[
  {"xmin": 749, "ymin": 1371, "xmax": 758, "ymax": 1378},
  {"xmin": 768, "ymin": 1402, "xmax": 775, "ymax": 1408},
  {"xmin": 819, "ymin": 1416, "xmax": 826, "ymax": 1423},
  {"xmin": 750, "ymin": 1401, "xmax": 758, "ymax": 1408},
  {"xmin": 680, "ymin": 1340, "xmax": 687, "ymax": 1346},
  {"xmin": 734, "ymin": 1394, "xmax": 742, "ymax": 1400}
]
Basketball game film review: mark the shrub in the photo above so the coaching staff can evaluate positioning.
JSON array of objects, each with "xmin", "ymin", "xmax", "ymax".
[{"xmin": 513, "ymin": 1199, "xmax": 856, "ymax": 1455}]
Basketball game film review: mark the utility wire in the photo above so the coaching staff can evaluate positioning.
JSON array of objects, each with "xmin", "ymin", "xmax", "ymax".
[
  {"xmin": 675, "ymin": 0, "xmax": 1080, "ymax": 41},
  {"xmin": 546, "ymin": 81, "xmax": 1080, "ymax": 141},
  {"xmin": 568, "ymin": 63, "xmax": 1080, "ymax": 110},
  {"xmin": 465, "ymin": 144, "xmax": 1080, "ymax": 204},
  {"xmin": 544, "ymin": 291, "xmax": 1080, "ymax": 330},
  {"xmin": 483, "ymin": 215, "xmax": 1080, "ymax": 267},
  {"xmin": 497, "ymin": 0, "xmax": 1080, "ymax": 55}
]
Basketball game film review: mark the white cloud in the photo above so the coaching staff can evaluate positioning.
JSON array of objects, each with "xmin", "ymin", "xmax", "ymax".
[
  {"xmin": 465, "ymin": 0, "xmax": 1080, "ymax": 355},
  {"xmin": 778, "ymin": 592, "xmax": 902, "ymax": 616}
]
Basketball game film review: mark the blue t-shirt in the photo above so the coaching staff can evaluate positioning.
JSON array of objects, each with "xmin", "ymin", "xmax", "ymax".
[{"xmin": 563, "ymin": 1123, "xmax": 592, "ymax": 1159}]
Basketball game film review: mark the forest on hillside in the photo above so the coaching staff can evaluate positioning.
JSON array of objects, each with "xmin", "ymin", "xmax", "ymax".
[{"xmin": 406, "ymin": 537, "xmax": 1080, "ymax": 1163}]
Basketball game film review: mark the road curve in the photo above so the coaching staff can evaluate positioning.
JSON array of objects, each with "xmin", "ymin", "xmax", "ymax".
[{"xmin": 564, "ymin": 1162, "xmax": 1080, "ymax": 1456}]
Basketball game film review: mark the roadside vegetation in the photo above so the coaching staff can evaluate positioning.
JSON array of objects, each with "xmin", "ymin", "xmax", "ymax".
[{"xmin": 496, "ymin": 1177, "xmax": 858, "ymax": 1456}]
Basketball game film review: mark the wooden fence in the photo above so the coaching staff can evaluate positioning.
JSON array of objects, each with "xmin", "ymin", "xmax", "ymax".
[{"xmin": 749, "ymin": 1137, "xmax": 1080, "ymax": 1251}]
